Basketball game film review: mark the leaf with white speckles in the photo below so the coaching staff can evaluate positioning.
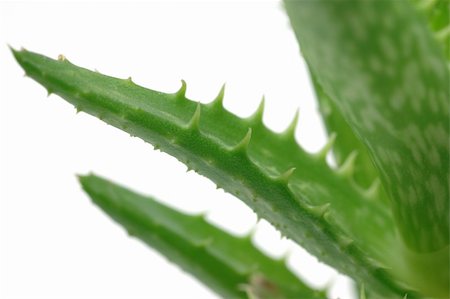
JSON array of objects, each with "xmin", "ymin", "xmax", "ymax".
[{"xmin": 285, "ymin": 0, "xmax": 448, "ymax": 297}]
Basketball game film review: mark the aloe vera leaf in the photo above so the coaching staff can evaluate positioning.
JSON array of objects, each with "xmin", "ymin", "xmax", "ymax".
[
  {"xmin": 284, "ymin": 0, "xmax": 449, "ymax": 255},
  {"xmin": 310, "ymin": 71, "xmax": 381, "ymax": 190},
  {"xmin": 78, "ymin": 174, "xmax": 326, "ymax": 299},
  {"xmin": 308, "ymin": 0, "xmax": 448, "ymax": 198},
  {"xmin": 12, "ymin": 48, "xmax": 414, "ymax": 297},
  {"xmin": 410, "ymin": 0, "xmax": 449, "ymax": 61}
]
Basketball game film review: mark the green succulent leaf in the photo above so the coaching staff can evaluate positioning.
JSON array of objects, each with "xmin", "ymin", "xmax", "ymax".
[
  {"xmin": 284, "ymin": 0, "xmax": 449, "ymax": 255},
  {"xmin": 410, "ymin": 0, "xmax": 450, "ymax": 61},
  {"xmin": 79, "ymin": 174, "xmax": 326, "ymax": 299},
  {"xmin": 12, "ymin": 48, "xmax": 415, "ymax": 297},
  {"xmin": 311, "ymin": 71, "xmax": 381, "ymax": 190}
]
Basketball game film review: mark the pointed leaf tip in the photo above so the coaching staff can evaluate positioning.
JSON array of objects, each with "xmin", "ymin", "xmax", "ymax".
[
  {"xmin": 8, "ymin": 45, "xmax": 20, "ymax": 58},
  {"xmin": 76, "ymin": 173, "xmax": 90, "ymax": 185}
]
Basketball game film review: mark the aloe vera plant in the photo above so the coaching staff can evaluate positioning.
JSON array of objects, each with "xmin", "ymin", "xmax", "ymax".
[{"xmin": 11, "ymin": 0, "xmax": 449, "ymax": 298}]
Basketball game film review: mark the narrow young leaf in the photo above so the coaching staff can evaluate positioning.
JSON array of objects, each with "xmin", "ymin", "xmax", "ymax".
[{"xmin": 79, "ymin": 174, "xmax": 326, "ymax": 299}]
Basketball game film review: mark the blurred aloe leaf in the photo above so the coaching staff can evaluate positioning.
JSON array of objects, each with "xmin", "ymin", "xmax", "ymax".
[
  {"xmin": 285, "ymin": 1, "xmax": 449, "ymax": 296},
  {"xmin": 285, "ymin": 0, "xmax": 449, "ymax": 254},
  {"xmin": 79, "ymin": 173, "xmax": 327, "ymax": 299}
]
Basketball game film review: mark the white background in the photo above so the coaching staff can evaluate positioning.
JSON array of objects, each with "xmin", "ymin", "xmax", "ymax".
[{"xmin": 1, "ymin": 1, "xmax": 355, "ymax": 298}]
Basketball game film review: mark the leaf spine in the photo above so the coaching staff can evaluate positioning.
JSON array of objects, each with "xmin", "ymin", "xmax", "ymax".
[
  {"xmin": 416, "ymin": 0, "xmax": 438, "ymax": 11},
  {"xmin": 192, "ymin": 211, "xmax": 207, "ymax": 221},
  {"xmin": 244, "ymin": 226, "xmax": 257, "ymax": 240},
  {"xmin": 279, "ymin": 249, "xmax": 292, "ymax": 264},
  {"xmin": 57, "ymin": 54, "xmax": 66, "ymax": 61},
  {"xmin": 275, "ymin": 167, "xmax": 296, "ymax": 184},
  {"xmin": 315, "ymin": 132, "xmax": 336, "ymax": 160},
  {"xmin": 195, "ymin": 237, "xmax": 213, "ymax": 248},
  {"xmin": 187, "ymin": 102, "xmax": 201, "ymax": 130},
  {"xmin": 366, "ymin": 257, "xmax": 387, "ymax": 271},
  {"xmin": 248, "ymin": 96, "xmax": 265, "ymax": 124},
  {"xmin": 282, "ymin": 108, "xmax": 299, "ymax": 140},
  {"xmin": 322, "ymin": 210, "xmax": 333, "ymax": 224},
  {"xmin": 435, "ymin": 24, "xmax": 450, "ymax": 42},
  {"xmin": 176, "ymin": 79, "xmax": 187, "ymax": 99},
  {"xmin": 304, "ymin": 202, "xmax": 331, "ymax": 218},
  {"xmin": 337, "ymin": 151, "xmax": 358, "ymax": 177},
  {"xmin": 231, "ymin": 128, "xmax": 252, "ymax": 154},
  {"xmin": 336, "ymin": 234, "xmax": 354, "ymax": 250},
  {"xmin": 255, "ymin": 214, "xmax": 261, "ymax": 222},
  {"xmin": 210, "ymin": 83, "xmax": 225, "ymax": 108},
  {"xmin": 360, "ymin": 284, "xmax": 367, "ymax": 299},
  {"xmin": 364, "ymin": 178, "xmax": 381, "ymax": 199}
]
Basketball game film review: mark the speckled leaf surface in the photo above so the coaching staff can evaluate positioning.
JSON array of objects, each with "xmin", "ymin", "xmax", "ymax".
[
  {"xmin": 311, "ymin": 71, "xmax": 381, "ymax": 190},
  {"xmin": 411, "ymin": 0, "xmax": 449, "ymax": 61},
  {"xmin": 284, "ymin": 0, "xmax": 449, "ymax": 257}
]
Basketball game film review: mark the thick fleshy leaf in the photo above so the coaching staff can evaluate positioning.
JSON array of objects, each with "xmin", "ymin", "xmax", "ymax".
[
  {"xmin": 410, "ymin": 0, "xmax": 449, "ymax": 61},
  {"xmin": 284, "ymin": 0, "xmax": 449, "ymax": 255},
  {"xmin": 284, "ymin": 1, "xmax": 449, "ymax": 296},
  {"xmin": 311, "ymin": 71, "xmax": 381, "ymax": 190},
  {"xmin": 12, "ymin": 48, "xmax": 413, "ymax": 297}
]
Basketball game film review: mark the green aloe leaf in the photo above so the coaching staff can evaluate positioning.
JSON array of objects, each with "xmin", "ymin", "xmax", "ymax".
[
  {"xmin": 311, "ymin": 71, "xmax": 381, "ymax": 190},
  {"xmin": 284, "ymin": 0, "xmax": 449, "ymax": 257},
  {"xmin": 79, "ymin": 173, "xmax": 326, "ymax": 299},
  {"xmin": 410, "ymin": 0, "xmax": 449, "ymax": 61},
  {"xmin": 12, "ymin": 48, "xmax": 414, "ymax": 297}
]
